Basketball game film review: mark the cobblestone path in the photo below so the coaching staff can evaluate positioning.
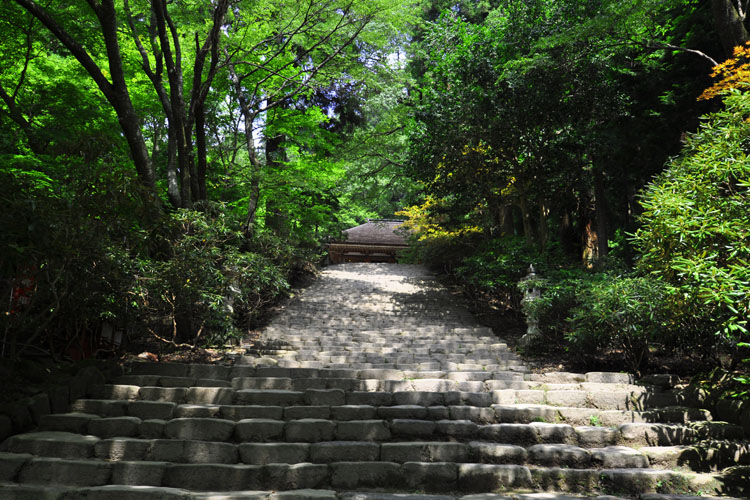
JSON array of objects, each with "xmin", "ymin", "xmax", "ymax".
[{"xmin": 0, "ymin": 263, "xmax": 747, "ymax": 499}]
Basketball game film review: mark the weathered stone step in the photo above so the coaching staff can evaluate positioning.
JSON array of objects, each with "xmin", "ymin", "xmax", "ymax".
[
  {"xmin": 27, "ymin": 416, "xmax": 750, "ymax": 459},
  {"xmin": 493, "ymin": 388, "xmax": 684, "ymax": 410},
  {"xmin": 271, "ymin": 340, "xmax": 511, "ymax": 351},
  {"xmin": 275, "ymin": 339, "xmax": 512, "ymax": 349},
  {"xmin": 126, "ymin": 363, "xmax": 535, "ymax": 381},
  {"xmin": 0, "ymin": 447, "xmax": 728, "ymax": 494},
  {"xmin": 258, "ymin": 362, "xmax": 527, "ymax": 373},
  {"xmin": 0, "ymin": 453, "xmax": 727, "ymax": 495},
  {"xmin": 124, "ymin": 365, "xmax": 667, "ymax": 394},
  {"xmin": 641, "ymin": 441, "xmax": 750, "ymax": 472},
  {"xmin": 0, "ymin": 483, "xmax": 744, "ymax": 500},
  {"xmin": 96, "ymin": 380, "xmax": 683, "ymax": 411},
  {"xmin": 0, "ymin": 439, "xmax": 670, "ymax": 469},
  {"xmin": 42, "ymin": 401, "xmax": 738, "ymax": 444},
  {"xmin": 273, "ymin": 349, "xmax": 519, "ymax": 360},
  {"xmin": 59, "ymin": 398, "xmax": 718, "ymax": 432},
  {"xmin": 491, "ymin": 405, "xmax": 712, "ymax": 426},
  {"xmin": 113, "ymin": 376, "xmax": 530, "ymax": 393}
]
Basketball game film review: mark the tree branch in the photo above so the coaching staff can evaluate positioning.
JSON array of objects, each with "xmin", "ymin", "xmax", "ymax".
[
  {"xmin": 643, "ymin": 40, "xmax": 719, "ymax": 67},
  {"xmin": 738, "ymin": 0, "xmax": 748, "ymax": 19},
  {"xmin": 12, "ymin": 0, "xmax": 114, "ymax": 96}
]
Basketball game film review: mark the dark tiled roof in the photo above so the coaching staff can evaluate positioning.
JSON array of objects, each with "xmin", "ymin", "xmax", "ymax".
[{"xmin": 343, "ymin": 220, "xmax": 408, "ymax": 245}]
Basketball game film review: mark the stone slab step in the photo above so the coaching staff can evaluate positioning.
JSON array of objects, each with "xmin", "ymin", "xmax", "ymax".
[
  {"xmin": 1, "ymin": 483, "xmax": 744, "ymax": 500},
  {"xmin": 491, "ymin": 405, "xmax": 712, "ymax": 426},
  {"xmin": 125, "ymin": 364, "xmax": 531, "ymax": 381},
  {"xmin": 33, "ymin": 403, "xmax": 727, "ymax": 441},
  {"xmin": 492, "ymin": 388, "xmax": 684, "ymax": 410},
  {"xmin": 0, "ymin": 440, "xmax": 665, "ymax": 469},
  {"xmin": 0, "ymin": 455, "xmax": 727, "ymax": 495},
  {"xmin": 112, "ymin": 376, "xmax": 671, "ymax": 396},
  {"xmin": 9, "ymin": 427, "xmax": 748, "ymax": 471},
  {"xmin": 87, "ymin": 383, "xmax": 685, "ymax": 411},
  {"xmin": 0, "ymin": 483, "xmax": 341, "ymax": 500},
  {"xmin": 37, "ymin": 411, "xmax": 741, "ymax": 450}
]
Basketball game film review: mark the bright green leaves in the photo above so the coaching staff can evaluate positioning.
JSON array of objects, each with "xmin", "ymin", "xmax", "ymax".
[{"xmin": 634, "ymin": 89, "xmax": 750, "ymax": 340}]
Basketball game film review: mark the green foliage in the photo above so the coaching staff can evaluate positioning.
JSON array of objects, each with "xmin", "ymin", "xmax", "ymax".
[
  {"xmin": 567, "ymin": 276, "xmax": 669, "ymax": 374},
  {"xmin": 0, "ymin": 154, "xmax": 151, "ymax": 358},
  {"xmin": 407, "ymin": 0, "xmax": 715, "ymax": 256},
  {"xmin": 129, "ymin": 206, "xmax": 295, "ymax": 347},
  {"xmin": 0, "ymin": 154, "xmax": 314, "ymax": 359},
  {"xmin": 633, "ymin": 89, "xmax": 750, "ymax": 350},
  {"xmin": 456, "ymin": 237, "xmax": 569, "ymax": 311},
  {"xmin": 520, "ymin": 268, "xmax": 595, "ymax": 344},
  {"xmin": 520, "ymin": 268, "xmax": 671, "ymax": 373}
]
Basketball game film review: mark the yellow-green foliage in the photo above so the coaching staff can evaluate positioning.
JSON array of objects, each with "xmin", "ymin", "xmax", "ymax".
[{"xmin": 396, "ymin": 196, "xmax": 483, "ymax": 243}]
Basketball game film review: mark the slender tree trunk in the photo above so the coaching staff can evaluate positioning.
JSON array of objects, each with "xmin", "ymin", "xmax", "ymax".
[
  {"xmin": 226, "ymin": 55, "xmax": 263, "ymax": 236},
  {"xmin": 581, "ymin": 218, "xmax": 598, "ymax": 268},
  {"xmin": 537, "ymin": 201, "xmax": 549, "ymax": 251},
  {"xmin": 711, "ymin": 0, "xmax": 749, "ymax": 57},
  {"xmin": 518, "ymin": 193, "xmax": 536, "ymax": 247},
  {"xmin": 151, "ymin": 119, "xmax": 181, "ymax": 208},
  {"xmin": 195, "ymin": 102, "xmax": 208, "ymax": 201},
  {"xmin": 594, "ymin": 168, "xmax": 609, "ymax": 259},
  {"xmin": 557, "ymin": 210, "xmax": 576, "ymax": 256},
  {"xmin": 153, "ymin": 0, "xmax": 192, "ymax": 208},
  {"xmin": 0, "ymin": 83, "xmax": 45, "ymax": 154},
  {"xmin": 498, "ymin": 204, "xmax": 514, "ymax": 236},
  {"xmin": 265, "ymin": 132, "xmax": 289, "ymax": 236},
  {"xmin": 188, "ymin": 1, "xmax": 229, "ymax": 201},
  {"xmin": 111, "ymin": 87, "xmax": 156, "ymax": 189},
  {"xmin": 166, "ymin": 122, "xmax": 182, "ymax": 208}
]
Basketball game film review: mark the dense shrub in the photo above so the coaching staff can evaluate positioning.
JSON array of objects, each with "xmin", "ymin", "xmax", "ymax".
[
  {"xmin": 129, "ymin": 206, "xmax": 308, "ymax": 348},
  {"xmin": 456, "ymin": 237, "xmax": 567, "ymax": 312},
  {"xmin": 567, "ymin": 276, "xmax": 669, "ymax": 374},
  {"xmin": 0, "ymin": 157, "xmax": 317, "ymax": 360},
  {"xmin": 519, "ymin": 268, "xmax": 594, "ymax": 345},
  {"xmin": 633, "ymin": 89, "xmax": 750, "ymax": 361},
  {"xmin": 520, "ymin": 269, "xmax": 672, "ymax": 373}
]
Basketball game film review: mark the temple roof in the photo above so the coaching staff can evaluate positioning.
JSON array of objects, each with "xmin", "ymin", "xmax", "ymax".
[{"xmin": 343, "ymin": 219, "xmax": 408, "ymax": 246}]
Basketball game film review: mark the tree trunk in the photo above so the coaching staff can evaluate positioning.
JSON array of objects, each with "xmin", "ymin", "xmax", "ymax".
[
  {"xmin": 581, "ymin": 218, "xmax": 598, "ymax": 268},
  {"xmin": 493, "ymin": 203, "xmax": 514, "ymax": 236},
  {"xmin": 188, "ymin": 1, "xmax": 229, "ymax": 202},
  {"xmin": 153, "ymin": 0, "xmax": 191, "ymax": 208},
  {"xmin": 711, "ymin": 0, "xmax": 749, "ymax": 57},
  {"xmin": 195, "ymin": 102, "xmax": 208, "ymax": 201},
  {"xmin": 166, "ymin": 122, "xmax": 182, "ymax": 208},
  {"xmin": 518, "ymin": 193, "xmax": 536, "ymax": 247},
  {"xmin": 0, "ymin": 83, "xmax": 46, "ymax": 154},
  {"xmin": 112, "ymin": 90, "xmax": 156, "ymax": 189},
  {"xmin": 537, "ymin": 201, "xmax": 549, "ymax": 250},
  {"xmin": 594, "ymin": 168, "xmax": 609, "ymax": 259},
  {"xmin": 265, "ymin": 132, "xmax": 289, "ymax": 236},
  {"xmin": 226, "ymin": 55, "xmax": 263, "ymax": 236},
  {"xmin": 14, "ymin": 0, "xmax": 156, "ymax": 191}
]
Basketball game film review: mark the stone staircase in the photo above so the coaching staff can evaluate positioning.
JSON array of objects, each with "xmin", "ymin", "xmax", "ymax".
[{"xmin": 1, "ymin": 263, "xmax": 748, "ymax": 499}]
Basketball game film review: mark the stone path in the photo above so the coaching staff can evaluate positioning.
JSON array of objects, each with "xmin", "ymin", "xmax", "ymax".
[{"xmin": 0, "ymin": 263, "xmax": 748, "ymax": 499}]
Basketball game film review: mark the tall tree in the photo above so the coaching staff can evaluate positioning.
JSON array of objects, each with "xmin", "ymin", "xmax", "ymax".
[
  {"xmin": 223, "ymin": 0, "xmax": 402, "ymax": 235},
  {"xmin": 405, "ymin": 0, "xmax": 719, "ymax": 262},
  {"xmin": 10, "ymin": 0, "xmax": 231, "ymax": 207},
  {"xmin": 11, "ymin": 0, "xmax": 156, "ymax": 190},
  {"xmin": 123, "ymin": 0, "xmax": 230, "ymax": 207}
]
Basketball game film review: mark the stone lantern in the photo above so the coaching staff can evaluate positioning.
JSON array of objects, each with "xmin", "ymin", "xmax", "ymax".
[{"xmin": 519, "ymin": 264, "xmax": 542, "ymax": 350}]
